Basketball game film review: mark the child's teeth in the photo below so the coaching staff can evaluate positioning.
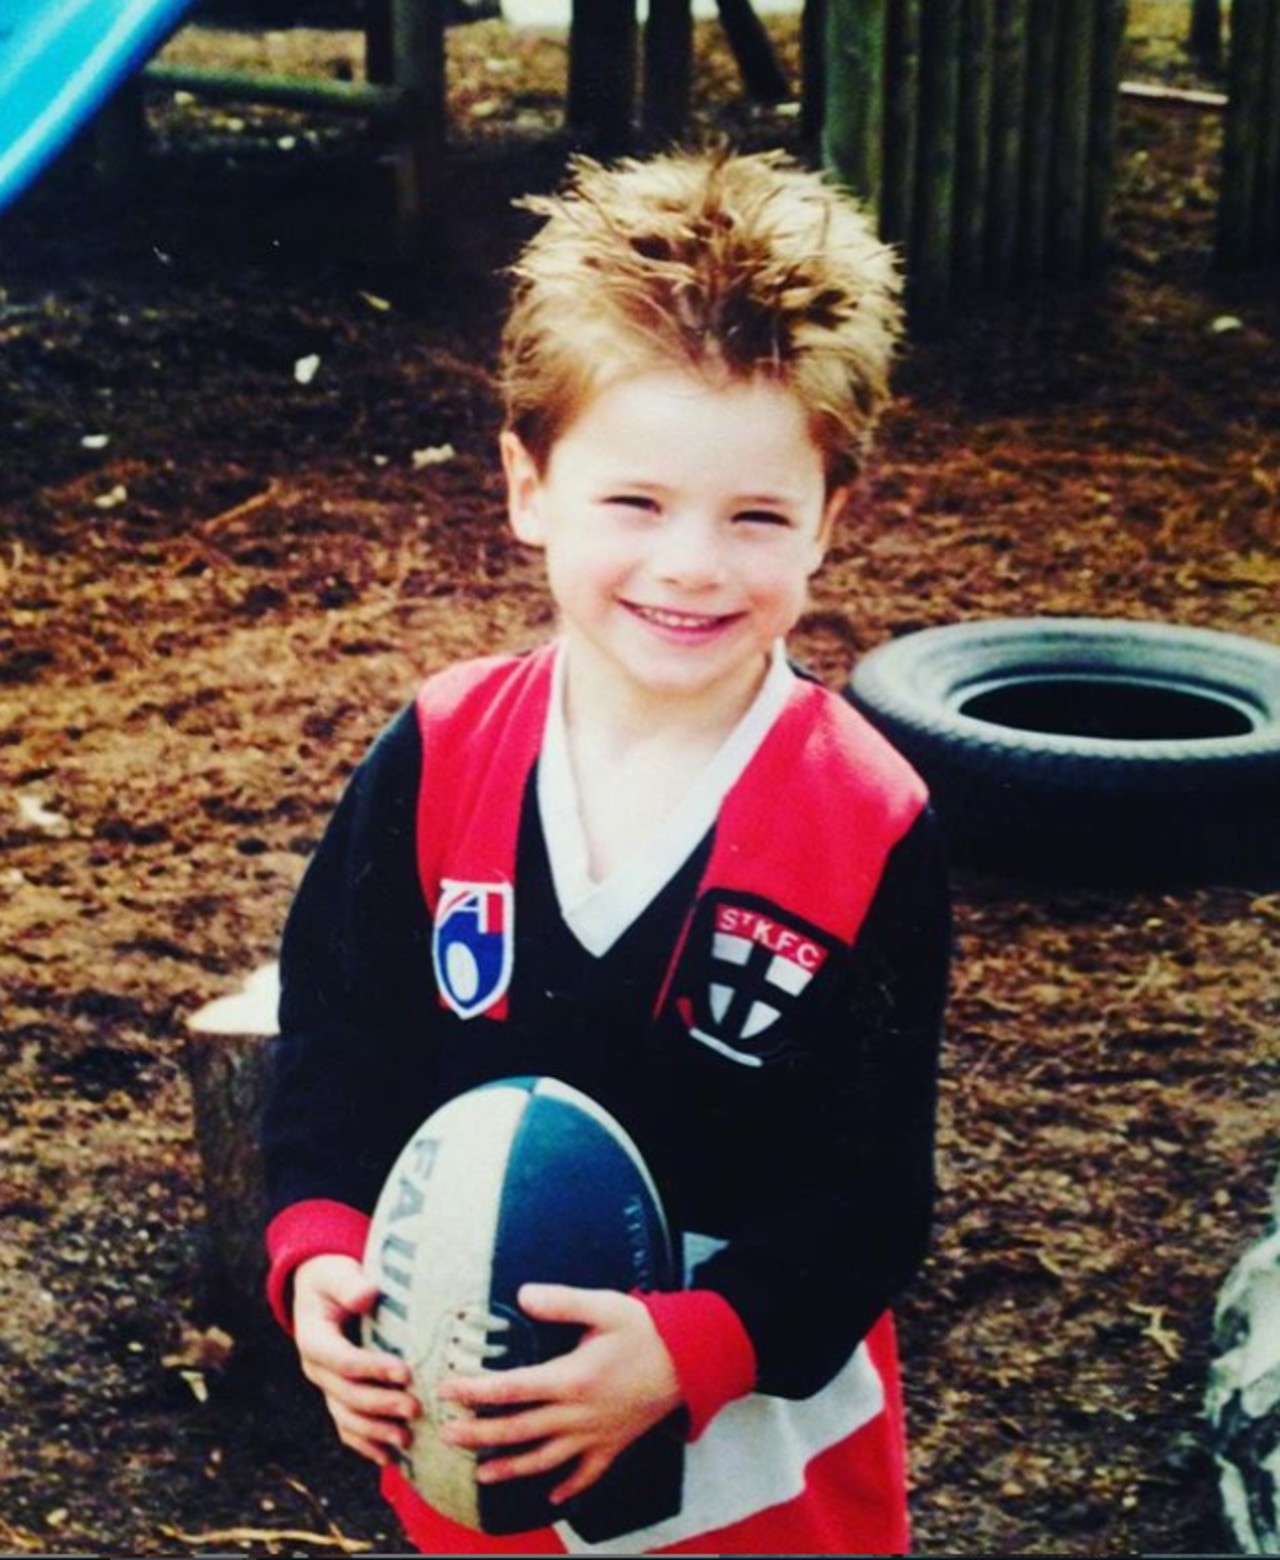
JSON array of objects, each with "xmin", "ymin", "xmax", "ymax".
[{"xmin": 645, "ymin": 607, "xmax": 708, "ymax": 628}]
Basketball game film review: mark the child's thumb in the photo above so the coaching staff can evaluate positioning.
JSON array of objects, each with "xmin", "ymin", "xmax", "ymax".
[
  {"xmin": 338, "ymin": 1270, "xmax": 380, "ymax": 1316},
  {"xmin": 309, "ymin": 1253, "xmax": 378, "ymax": 1316},
  {"xmin": 517, "ymin": 1282, "xmax": 622, "ymax": 1327}
]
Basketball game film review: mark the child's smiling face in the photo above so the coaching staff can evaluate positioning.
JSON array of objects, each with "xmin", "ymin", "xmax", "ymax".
[{"xmin": 503, "ymin": 366, "xmax": 846, "ymax": 725}]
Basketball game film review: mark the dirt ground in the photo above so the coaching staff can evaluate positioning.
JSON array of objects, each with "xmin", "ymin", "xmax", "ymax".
[{"xmin": 2, "ymin": 5, "xmax": 1278, "ymax": 1556}]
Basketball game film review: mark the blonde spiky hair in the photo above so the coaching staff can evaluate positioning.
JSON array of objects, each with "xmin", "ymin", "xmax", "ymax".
[{"xmin": 499, "ymin": 146, "xmax": 903, "ymax": 489}]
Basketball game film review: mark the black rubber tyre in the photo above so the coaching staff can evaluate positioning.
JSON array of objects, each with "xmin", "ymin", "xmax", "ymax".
[{"xmin": 845, "ymin": 617, "xmax": 1280, "ymax": 886}]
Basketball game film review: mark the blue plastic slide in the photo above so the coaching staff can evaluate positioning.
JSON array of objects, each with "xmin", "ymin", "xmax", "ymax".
[{"xmin": 0, "ymin": 0, "xmax": 198, "ymax": 216}]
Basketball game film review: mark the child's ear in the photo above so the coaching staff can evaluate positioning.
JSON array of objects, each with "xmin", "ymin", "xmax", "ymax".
[
  {"xmin": 501, "ymin": 430, "xmax": 546, "ymax": 546},
  {"xmin": 810, "ymin": 484, "xmax": 849, "ymax": 573}
]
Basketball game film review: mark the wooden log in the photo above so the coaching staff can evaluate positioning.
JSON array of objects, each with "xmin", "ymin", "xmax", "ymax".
[
  {"xmin": 143, "ymin": 64, "xmax": 407, "ymax": 118},
  {"xmin": 185, "ymin": 1024, "xmax": 274, "ymax": 1334},
  {"xmin": 955, "ymin": 0, "xmax": 995, "ymax": 292},
  {"xmin": 1119, "ymin": 79, "xmax": 1226, "ymax": 109},
  {"xmin": 821, "ymin": 0, "xmax": 887, "ymax": 208},
  {"xmin": 184, "ymin": 968, "xmax": 329, "ymax": 1421},
  {"xmin": 1217, "ymin": 0, "xmax": 1266, "ymax": 266},
  {"xmin": 184, "ymin": 965, "xmax": 280, "ymax": 1326},
  {"xmin": 1084, "ymin": 0, "xmax": 1128, "ymax": 279},
  {"xmin": 568, "ymin": 0, "xmax": 638, "ymax": 149},
  {"xmin": 880, "ymin": 0, "xmax": 921, "ymax": 248},
  {"xmin": 1050, "ymin": 0, "xmax": 1096, "ymax": 282},
  {"xmin": 643, "ymin": 0, "xmax": 693, "ymax": 142},
  {"xmin": 912, "ymin": 0, "xmax": 962, "ymax": 327},
  {"xmin": 987, "ymin": 0, "xmax": 1028, "ymax": 289}
]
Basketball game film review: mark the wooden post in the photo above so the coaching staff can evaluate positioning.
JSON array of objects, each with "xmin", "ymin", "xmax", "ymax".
[
  {"xmin": 366, "ymin": 0, "xmax": 393, "ymax": 85},
  {"xmin": 390, "ymin": 0, "xmax": 447, "ymax": 255},
  {"xmin": 955, "ymin": 0, "xmax": 995, "ymax": 292},
  {"xmin": 1020, "ymin": 0, "xmax": 1058, "ymax": 280},
  {"xmin": 644, "ymin": 0, "xmax": 693, "ymax": 143},
  {"xmin": 801, "ymin": 0, "xmax": 827, "ymax": 149},
  {"xmin": 568, "ymin": 0, "xmax": 638, "ymax": 150},
  {"xmin": 714, "ymin": 0, "xmax": 790, "ymax": 102},
  {"xmin": 816, "ymin": 0, "xmax": 1126, "ymax": 319},
  {"xmin": 1051, "ymin": 0, "xmax": 1096, "ymax": 282},
  {"xmin": 913, "ymin": 0, "xmax": 962, "ymax": 327},
  {"xmin": 822, "ymin": 0, "xmax": 887, "ymax": 209},
  {"xmin": 1256, "ymin": 0, "xmax": 1280, "ymax": 260},
  {"xmin": 1218, "ymin": 0, "xmax": 1265, "ymax": 266},
  {"xmin": 880, "ymin": 0, "xmax": 921, "ymax": 248},
  {"xmin": 987, "ymin": 0, "xmax": 1028, "ymax": 289},
  {"xmin": 1084, "ymin": 0, "xmax": 1127, "ymax": 278},
  {"xmin": 1189, "ymin": 0, "xmax": 1223, "ymax": 69},
  {"xmin": 92, "ymin": 76, "xmax": 149, "ymax": 193}
]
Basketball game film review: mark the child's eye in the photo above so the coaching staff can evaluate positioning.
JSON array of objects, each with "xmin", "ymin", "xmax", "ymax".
[
  {"xmin": 604, "ymin": 493, "xmax": 659, "ymax": 513},
  {"xmin": 734, "ymin": 509, "xmax": 791, "ymax": 528}
]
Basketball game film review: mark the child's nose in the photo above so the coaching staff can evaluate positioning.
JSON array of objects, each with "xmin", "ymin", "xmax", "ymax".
[{"xmin": 652, "ymin": 516, "xmax": 725, "ymax": 588}]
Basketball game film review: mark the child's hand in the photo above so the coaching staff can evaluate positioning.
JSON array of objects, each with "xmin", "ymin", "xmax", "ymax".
[
  {"xmin": 292, "ymin": 1253, "xmax": 420, "ymax": 1466},
  {"xmin": 435, "ymin": 1284, "xmax": 682, "ymax": 1507}
]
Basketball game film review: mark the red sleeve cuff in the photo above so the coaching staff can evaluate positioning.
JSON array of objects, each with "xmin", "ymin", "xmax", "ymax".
[
  {"xmin": 639, "ymin": 1289, "xmax": 757, "ymax": 1440},
  {"xmin": 264, "ymin": 1199, "xmax": 372, "ymax": 1333}
]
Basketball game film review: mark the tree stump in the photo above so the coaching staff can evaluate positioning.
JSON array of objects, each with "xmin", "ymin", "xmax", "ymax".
[
  {"xmin": 185, "ymin": 964, "xmax": 336, "ymax": 1439},
  {"xmin": 184, "ymin": 965, "xmax": 280, "ymax": 1340}
]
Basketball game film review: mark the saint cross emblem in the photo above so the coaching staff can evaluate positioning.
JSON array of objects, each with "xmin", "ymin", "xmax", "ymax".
[{"xmin": 677, "ymin": 895, "xmax": 833, "ymax": 1067}]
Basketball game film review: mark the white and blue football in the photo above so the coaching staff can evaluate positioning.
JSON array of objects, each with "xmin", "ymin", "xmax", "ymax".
[{"xmin": 362, "ymin": 1076, "xmax": 682, "ymax": 1539}]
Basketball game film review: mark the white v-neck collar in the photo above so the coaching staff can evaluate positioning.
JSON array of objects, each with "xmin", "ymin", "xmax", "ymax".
[{"xmin": 537, "ymin": 641, "xmax": 796, "ymax": 957}]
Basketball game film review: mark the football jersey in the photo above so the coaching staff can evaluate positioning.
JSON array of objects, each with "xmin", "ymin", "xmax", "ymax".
[{"xmin": 265, "ymin": 641, "xmax": 950, "ymax": 1554}]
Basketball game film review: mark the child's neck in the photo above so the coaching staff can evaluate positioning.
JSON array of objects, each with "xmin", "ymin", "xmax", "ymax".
[{"xmin": 560, "ymin": 651, "xmax": 768, "ymax": 882}]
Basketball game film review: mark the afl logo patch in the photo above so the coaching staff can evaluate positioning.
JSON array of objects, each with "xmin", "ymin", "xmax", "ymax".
[
  {"xmin": 433, "ymin": 881, "xmax": 514, "ymax": 1020},
  {"xmin": 675, "ymin": 892, "xmax": 835, "ymax": 1067}
]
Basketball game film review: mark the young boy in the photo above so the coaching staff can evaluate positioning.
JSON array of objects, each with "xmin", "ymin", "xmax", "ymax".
[{"xmin": 263, "ymin": 147, "xmax": 950, "ymax": 1556}]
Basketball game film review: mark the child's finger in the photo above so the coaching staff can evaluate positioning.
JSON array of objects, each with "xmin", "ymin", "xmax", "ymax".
[
  {"xmin": 473, "ymin": 1432, "xmax": 585, "ymax": 1486},
  {"xmin": 550, "ymin": 1447, "xmax": 616, "ymax": 1506},
  {"xmin": 302, "ymin": 1327, "xmax": 412, "ymax": 1387},
  {"xmin": 329, "ymin": 1401, "xmax": 414, "ymax": 1465},
  {"xmin": 312, "ymin": 1370, "xmax": 420, "ymax": 1424},
  {"xmin": 436, "ymin": 1362, "xmax": 557, "ymax": 1408},
  {"xmin": 440, "ymin": 1401, "xmax": 571, "ymax": 1451},
  {"xmin": 516, "ymin": 1283, "xmax": 627, "ymax": 1327}
]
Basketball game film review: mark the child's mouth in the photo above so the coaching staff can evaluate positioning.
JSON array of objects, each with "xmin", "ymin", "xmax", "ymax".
[{"xmin": 626, "ymin": 602, "xmax": 738, "ymax": 636}]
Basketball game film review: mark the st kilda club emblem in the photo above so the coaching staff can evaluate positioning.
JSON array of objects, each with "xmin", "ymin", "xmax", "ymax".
[{"xmin": 675, "ymin": 892, "xmax": 835, "ymax": 1067}]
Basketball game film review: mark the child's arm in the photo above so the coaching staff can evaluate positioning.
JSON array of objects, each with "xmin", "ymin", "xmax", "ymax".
[
  {"xmin": 261, "ymin": 707, "xmax": 446, "ymax": 1410},
  {"xmin": 679, "ymin": 807, "xmax": 951, "ymax": 1400},
  {"xmin": 434, "ymin": 1285, "xmax": 683, "ymax": 1506},
  {"xmin": 263, "ymin": 706, "xmax": 438, "ymax": 1243}
]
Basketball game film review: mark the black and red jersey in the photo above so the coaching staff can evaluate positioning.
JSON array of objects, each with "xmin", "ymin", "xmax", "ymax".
[{"xmin": 264, "ymin": 642, "xmax": 950, "ymax": 1554}]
